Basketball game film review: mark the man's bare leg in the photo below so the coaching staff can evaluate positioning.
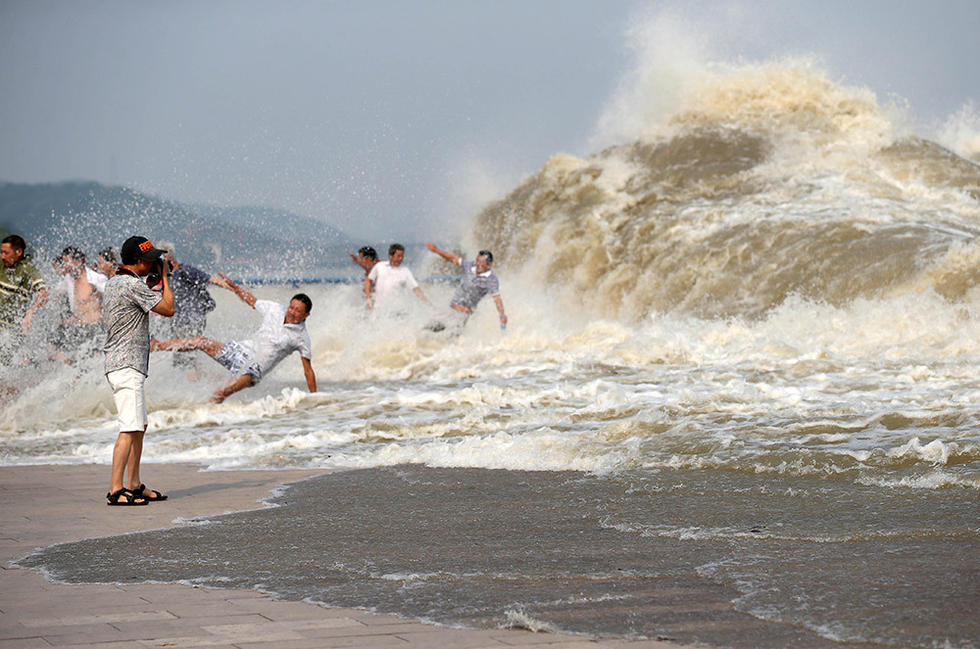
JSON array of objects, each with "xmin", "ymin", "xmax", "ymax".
[
  {"xmin": 126, "ymin": 429, "xmax": 145, "ymax": 491},
  {"xmin": 109, "ymin": 430, "xmax": 146, "ymax": 504},
  {"xmin": 150, "ymin": 336, "xmax": 225, "ymax": 357},
  {"xmin": 211, "ymin": 374, "xmax": 254, "ymax": 404},
  {"xmin": 125, "ymin": 429, "xmax": 164, "ymax": 499},
  {"xmin": 152, "ymin": 337, "xmax": 251, "ymax": 405}
]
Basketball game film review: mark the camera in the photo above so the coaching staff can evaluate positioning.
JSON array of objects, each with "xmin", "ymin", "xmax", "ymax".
[{"xmin": 146, "ymin": 258, "xmax": 173, "ymax": 288}]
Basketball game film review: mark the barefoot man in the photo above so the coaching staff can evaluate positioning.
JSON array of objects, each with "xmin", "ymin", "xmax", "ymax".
[{"xmin": 151, "ymin": 275, "xmax": 316, "ymax": 403}]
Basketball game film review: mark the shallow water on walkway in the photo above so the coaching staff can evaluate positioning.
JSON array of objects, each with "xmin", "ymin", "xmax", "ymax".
[{"xmin": 19, "ymin": 466, "xmax": 978, "ymax": 648}]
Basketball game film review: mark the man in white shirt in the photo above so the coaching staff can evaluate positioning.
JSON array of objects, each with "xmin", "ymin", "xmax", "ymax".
[
  {"xmin": 57, "ymin": 246, "xmax": 108, "ymax": 324},
  {"xmin": 150, "ymin": 274, "xmax": 317, "ymax": 403},
  {"xmin": 364, "ymin": 243, "xmax": 431, "ymax": 313}
]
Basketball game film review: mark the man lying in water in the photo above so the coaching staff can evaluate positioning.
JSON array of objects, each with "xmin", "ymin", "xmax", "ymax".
[{"xmin": 150, "ymin": 274, "xmax": 316, "ymax": 403}]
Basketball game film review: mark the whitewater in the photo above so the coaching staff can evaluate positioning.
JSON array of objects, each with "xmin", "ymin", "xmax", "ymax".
[{"xmin": 5, "ymin": 60, "xmax": 979, "ymax": 647}]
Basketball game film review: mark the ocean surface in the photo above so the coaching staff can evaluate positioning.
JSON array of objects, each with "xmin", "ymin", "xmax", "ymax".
[{"xmin": 4, "ymin": 62, "xmax": 980, "ymax": 648}]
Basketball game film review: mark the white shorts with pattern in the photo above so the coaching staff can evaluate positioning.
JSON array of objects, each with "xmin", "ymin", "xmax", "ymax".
[{"xmin": 214, "ymin": 341, "xmax": 264, "ymax": 384}]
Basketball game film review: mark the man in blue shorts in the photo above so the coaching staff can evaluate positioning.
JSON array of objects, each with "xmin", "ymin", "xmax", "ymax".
[
  {"xmin": 424, "ymin": 242, "xmax": 508, "ymax": 332},
  {"xmin": 150, "ymin": 274, "xmax": 317, "ymax": 404}
]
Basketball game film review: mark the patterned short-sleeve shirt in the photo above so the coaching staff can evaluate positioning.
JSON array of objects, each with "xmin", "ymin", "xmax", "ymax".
[
  {"xmin": 450, "ymin": 260, "xmax": 500, "ymax": 310},
  {"xmin": 102, "ymin": 273, "xmax": 162, "ymax": 375}
]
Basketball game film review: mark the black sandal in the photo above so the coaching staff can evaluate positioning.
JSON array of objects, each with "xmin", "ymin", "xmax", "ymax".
[
  {"xmin": 133, "ymin": 483, "xmax": 168, "ymax": 502},
  {"xmin": 106, "ymin": 488, "xmax": 148, "ymax": 506}
]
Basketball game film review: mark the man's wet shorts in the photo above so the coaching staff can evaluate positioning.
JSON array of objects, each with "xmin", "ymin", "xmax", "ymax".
[
  {"xmin": 214, "ymin": 340, "xmax": 264, "ymax": 384},
  {"xmin": 106, "ymin": 367, "xmax": 148, "ymax": 433}
]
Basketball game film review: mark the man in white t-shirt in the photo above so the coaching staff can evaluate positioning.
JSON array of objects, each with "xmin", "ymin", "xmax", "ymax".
[
  {"xmin": 150, "ymin": 274, "xmax": 317, "ymax": 403},
  {"xmin": 364, "ymin": 243, "xmax": 431, "ymax": 313},
  {"xmin": 57, "ymin": 246, "xmax": 108, "ymax": 324}
]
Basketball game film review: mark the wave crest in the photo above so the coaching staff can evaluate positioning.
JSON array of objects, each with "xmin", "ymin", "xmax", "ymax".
[{"xmin": 474, "ymin": 63, "xmax": 980, "ymax": 320}]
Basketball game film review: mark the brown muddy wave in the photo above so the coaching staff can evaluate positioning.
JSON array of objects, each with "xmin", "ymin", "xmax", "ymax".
[{"xmin": 473, "ymin": 69, "xmax": 980, "ymax": 320}]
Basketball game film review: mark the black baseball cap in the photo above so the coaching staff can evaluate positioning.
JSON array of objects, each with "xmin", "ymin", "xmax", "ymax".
[{"xmin": 120, "ymin": 236, "xmax": 165, "ymax": 264}]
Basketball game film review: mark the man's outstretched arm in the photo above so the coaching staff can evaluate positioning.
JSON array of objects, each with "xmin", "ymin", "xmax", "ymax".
[
  {"xmin": 301, "ymin": 356, "xmax": 317, "ymax": 393},
  {"xmin": 493, "ymin": 294, "xmax": 508, "ymax": 326},
  {"xmin": 350, "ymin": 253, "xmax": 374, "ymax": 273},
  {"xmin": 413, "ymin": 286, "xmax": 432, "ymax": 306},
  {"xmin": 21, "ymin": 288, "xmax": 49, "ymax": 333},
  {"xmin": 209, "ymin": 274, "xmax": 232, "ymax": 290},
  {"xmin": 218, "ymin": 273, "xmax": 257, "ymax": 308},
  {"xmin": 363, "ymin": 276, "xmax": 375, "ymax": 308},
  {"xmin": 425, "ymin": 242, "xmax": 461, "ymax": 265}
]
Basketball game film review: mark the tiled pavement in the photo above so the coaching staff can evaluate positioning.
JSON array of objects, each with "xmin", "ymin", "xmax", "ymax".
[{"xmin": 0, "ymin": 464, "xmax": 690, "ymax": 649}]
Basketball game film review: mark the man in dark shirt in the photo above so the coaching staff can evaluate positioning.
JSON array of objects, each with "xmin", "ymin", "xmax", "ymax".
[{"xmin": 155, "ymin": 243, "xmax": 228, "ymax": 371}]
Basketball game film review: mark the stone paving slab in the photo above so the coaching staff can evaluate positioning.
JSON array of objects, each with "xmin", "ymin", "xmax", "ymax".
[
  {"xmin": 0, "ymin": 464, "xmax": 693, "ymax": 649},
  {"xmin": 0, "ymin": 639, "xmax": 57, "ymax": 649}
]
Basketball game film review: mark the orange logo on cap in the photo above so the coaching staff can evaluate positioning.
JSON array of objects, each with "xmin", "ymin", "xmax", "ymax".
[{"xmin": 139, "ymin": 240, "xmax": 154, "ymax": 253}]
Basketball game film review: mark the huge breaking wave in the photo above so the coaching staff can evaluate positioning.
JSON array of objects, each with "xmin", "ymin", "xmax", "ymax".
[
  {"xmin": 2, "ymin": 58, "xmax": 979, "ymax": 490},
  {"xmin": 472, "ymin": 61, "xmax": 980, "ymax": 320}
]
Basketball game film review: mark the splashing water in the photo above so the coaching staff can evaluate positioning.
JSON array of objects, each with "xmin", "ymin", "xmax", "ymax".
[{"xmin": 4, "ymin": 54, "xmax": 979, "ymax": 649}]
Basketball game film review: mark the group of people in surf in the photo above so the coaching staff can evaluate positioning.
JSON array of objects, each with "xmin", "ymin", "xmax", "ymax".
[
  {"xmin": 351, "ymin": 242, "xmax": 508, "ymax": 332},
  {"xmin": 3, "ymin": 233, "xmax": 507, "ymax": 404},
  {"xmin": 1, "ymin": 235, "xmax": 236, "ymax": 372},
  {"xmin": 4, "ymin": 231, "xmax": 506, "ymax": 506}
]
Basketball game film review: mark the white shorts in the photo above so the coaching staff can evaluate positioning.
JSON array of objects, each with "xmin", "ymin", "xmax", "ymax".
[{"xmin": 106, "ymin": 367, "xmax": 148, "ymax": 433}]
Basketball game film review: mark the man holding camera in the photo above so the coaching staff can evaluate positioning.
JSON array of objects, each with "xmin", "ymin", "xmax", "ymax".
[{"xmin": 101, "ymin": 236, "xmax": 174, "ymax": 506}]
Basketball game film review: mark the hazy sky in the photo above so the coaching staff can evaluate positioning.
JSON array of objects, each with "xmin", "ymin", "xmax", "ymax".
[{"xmin": 1, "ymin": 0, "xmax": 977, "ymax": 241}]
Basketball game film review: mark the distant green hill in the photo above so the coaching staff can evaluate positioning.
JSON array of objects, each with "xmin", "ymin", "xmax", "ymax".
[{"xmin": 0, "ymin": 181, "xmax": 356, "ymax": 275}]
